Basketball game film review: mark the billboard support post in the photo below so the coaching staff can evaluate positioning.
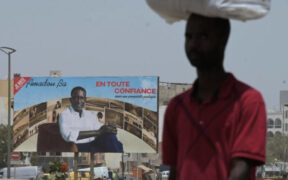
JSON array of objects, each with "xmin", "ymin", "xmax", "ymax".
[
  {"xmin": 90, "ymin": 153, "xmax": 94, "ymax": 180},
  {"xmin": 137, "ymin": 153, "xmax": 139, "ymax": 180},
  {"xmin": 14, "ymin": 165, "xmax": 16, "ymax": 178},
  {"xmin": 121, "ymin": 152, "xmax": 125, "ymax": 179},
  {"xmin": 0, "ymin": 47, "xmax": 16, "ymax": 179},
  {"xmin": 74, "ymin": 152, "xmax": 79, "ymax": 180}
]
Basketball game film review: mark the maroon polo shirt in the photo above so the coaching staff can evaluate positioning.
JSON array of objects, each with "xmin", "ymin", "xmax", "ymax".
[{"xmin": 162, "ymin": 73, "xmax": 266, "ymax": 180}]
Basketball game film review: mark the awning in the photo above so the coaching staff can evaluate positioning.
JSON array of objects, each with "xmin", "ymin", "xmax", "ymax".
[
  {"xmin": 159, "ymin": 164, "xmax": 170, "ymax": 171},
  {"xmin": 137, "ymin": 165, "xmax": 152, "ymax": 172}
]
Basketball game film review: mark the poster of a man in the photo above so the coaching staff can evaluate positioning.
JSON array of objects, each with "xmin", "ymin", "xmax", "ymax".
[{"xmin": 59, "ymin": 86, "xmax": 123, "ymax": 152}]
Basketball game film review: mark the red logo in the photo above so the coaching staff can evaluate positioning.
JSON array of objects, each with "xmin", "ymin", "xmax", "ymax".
[{"xmin": 14, "ymin": 77, "xmax": 31, "ymax": 95}]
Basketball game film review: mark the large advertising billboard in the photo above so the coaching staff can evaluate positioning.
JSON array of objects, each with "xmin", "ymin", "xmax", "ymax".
[{"xmin": 13, "ymin": 77, "xmax": 158, "ymax": 153}]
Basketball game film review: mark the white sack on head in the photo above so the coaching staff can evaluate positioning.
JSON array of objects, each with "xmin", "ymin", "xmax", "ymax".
[{"xmin": 146, "ymin": 0, "xmax": 271, "ymax": 24}]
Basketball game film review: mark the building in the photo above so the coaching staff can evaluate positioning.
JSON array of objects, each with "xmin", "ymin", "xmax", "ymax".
[
  {"xmin": 280, "ymin": 91, "xmax": 288, "ymax": 110},
  {"xmin": 267, "ymin": 110, "xmax": 283, "ymax": 138},
  {"xmin": 0, "ymin": 97, "xmax": 8, "ymax": 125},
  {"xmin": 159, "ymin": 82, "xmax": 191, "ymax": 105},
  {"xmin": 49, "ymin": 70, "xmax": 61, "ymax": 77},
  {"xmin": 265, "ymin": 91, "xmax": 288, "ymax": 138},
  {"xmin": 0, "ymin": 79, "xmax": 14, "ymax": 125}
]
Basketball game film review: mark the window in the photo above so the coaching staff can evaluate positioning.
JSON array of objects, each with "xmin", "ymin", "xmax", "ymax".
[
  {"xmin": 268, "ymin": 119, "xmax": 274, "ymax": 128},
  {"xmin": 49, "ymin": 152, "xmax": 61, "ymax": 156},
  {"xmin": 275, "ymin": 118, "xmax": 282, "ymax": 128},
  {"xmin": 267, "ymin": 131, "xmax": 274, "ymax": 138},
  {"xmin": 39, "ymin": 152, "xmax": 46, "ymax": 156},
  {"xmin": 275, "ymin": 131, "xmax": 282, "ymax": 136},
  {"xmin": 286, "ymin": 110, "xmax": 288, "ymax": 119}
]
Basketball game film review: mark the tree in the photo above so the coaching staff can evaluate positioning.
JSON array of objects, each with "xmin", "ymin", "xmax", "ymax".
[
  {"xmin": 266, "ymin": 133, "xmax": 288, "ymax": 163},
  {"xmin": 0, "ymin": 124, "xmax": 12, "ymax": 169},
  {"xmin": 30, "ymin": 152, "xmax": 39, "ymax": 166}
]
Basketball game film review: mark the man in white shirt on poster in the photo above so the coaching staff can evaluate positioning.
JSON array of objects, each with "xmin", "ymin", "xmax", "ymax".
[{"xmin": 59, "ymin": 86, "xmax": 123, "ymax": 152}]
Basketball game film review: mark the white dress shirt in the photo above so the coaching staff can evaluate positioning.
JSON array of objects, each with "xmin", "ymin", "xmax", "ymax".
[{"xmin": 59, "ymin": 106, "xmax": 102, "ymax": 144}]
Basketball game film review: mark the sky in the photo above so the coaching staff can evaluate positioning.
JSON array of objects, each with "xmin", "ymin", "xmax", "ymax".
[{"xmin": 0, "ymin": 0, "xmax": 287, "ymax": 111}]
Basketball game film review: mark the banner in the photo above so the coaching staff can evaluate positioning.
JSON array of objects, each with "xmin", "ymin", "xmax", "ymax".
[{"xmin": 13, "ymin": 77, "xmax": 158, "ymax": 153}]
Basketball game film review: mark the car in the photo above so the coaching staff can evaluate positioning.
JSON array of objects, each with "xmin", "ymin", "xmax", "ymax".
[
  {"xmin": 0, "ymin": 166, "xmax": 43, "ymax": 180},
  {"xmin": 161, "ymin": 170, "xmax": 169, "ymax": 178},
  {"xmin": 78, "ymin": 167, "xmax": 108, "ymax": 179}
]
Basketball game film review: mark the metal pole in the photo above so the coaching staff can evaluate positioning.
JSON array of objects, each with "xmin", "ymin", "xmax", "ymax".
[
  {"xmin": 284, "ymin": 145, "xmax": 287, "ymax": 175},
  {"xmin": 136, "ymin": 153, "xmax": 139, "ymax": 180},
  {"xmin": 0, "ymin": 47, "xmax": 15, "ymax": 179},
  {"xmin": 89, "ymin": 153, "xmax": 94, "ymax": 180},
  {"xmin": 7, "ymin": 53, "xmax": 11, "ymax": 179},
  {"xmin": 122, "ymin": 153, "xmax": 124, "ymax": 180},
  {"xmin": 74, "ymin": 152, "xmax": 79, "ymax": 180},
  {"xmin": 13, "ymin": 165, "xmax": 16, "ymax": 178}
]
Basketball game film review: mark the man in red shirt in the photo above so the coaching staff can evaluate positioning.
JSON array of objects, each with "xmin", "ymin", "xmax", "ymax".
[{"xmin": 162, "ymin": 14, "xmax": 266, "ymax": 180}]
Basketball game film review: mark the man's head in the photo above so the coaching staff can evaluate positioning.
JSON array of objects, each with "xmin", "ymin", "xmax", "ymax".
[
  {"xmin": 97, "ymin": 112, "xmax": 103, "ymax": 119},
  {"xmin": 70, "ymin": 86, "xmax": 86, "ymax": 113},
  {"xmin": 185, "ymin": 13, "xmax": 230, "ymax": 69}
]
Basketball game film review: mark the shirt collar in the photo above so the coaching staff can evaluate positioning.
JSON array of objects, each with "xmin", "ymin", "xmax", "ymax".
[
  {"xmin": 218, "ymin": 73, "xmax": 235, "ymax": 99},
  {"xmin": 190, "ymin": 73, "xmax": 235, "ymax": 103},
  {"xmin": 69, "ymin": 106, "xmax": 85, "ymax": 118}
]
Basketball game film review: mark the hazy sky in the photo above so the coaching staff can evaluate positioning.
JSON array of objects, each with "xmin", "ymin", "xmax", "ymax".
[{"xmin": 0, "ymin": 0, "xmax": 287, "ymax": 110}]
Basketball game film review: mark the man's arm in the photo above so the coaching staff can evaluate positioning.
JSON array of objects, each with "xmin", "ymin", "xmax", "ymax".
[
  {"xmin": 77, "ymin": 125, "xmax": 117, "ymax": 140},
  {"xmin": 228, "ymin": 158, "xmax": 250, "ymax": 180},
  {"xmin": 229, "ymin": 94, "xmax": 266, "ymax": 179}
]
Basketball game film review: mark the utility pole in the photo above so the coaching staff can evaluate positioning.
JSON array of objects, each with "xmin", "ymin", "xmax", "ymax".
[{"xmin": 0, "ymin": 47, "xmax": 16, "ymax": 179}]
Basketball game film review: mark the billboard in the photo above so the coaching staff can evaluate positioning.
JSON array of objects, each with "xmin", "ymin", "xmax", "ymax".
[{"xmin": 13, "ymin": 77, "xmax": 158, "ymax": 153}]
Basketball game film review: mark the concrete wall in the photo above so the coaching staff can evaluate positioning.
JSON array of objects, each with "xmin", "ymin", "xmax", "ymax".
[
  {"xmin": 159, "ymin": 83, "xmax": 191, "ymax": 105},
  {"xmin": 0, "ymin": 97, "xmax": 8, "ymax": 124}
]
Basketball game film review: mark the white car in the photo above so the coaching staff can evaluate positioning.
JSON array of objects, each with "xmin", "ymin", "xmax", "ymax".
[
  {"xmin": 0, "ymin": 166, "xmax": 43, "ymax": 180},
  {"xmin": 161, "ymin": 170, "xmax": 169, "ymax": 178},
  {"xmin": 78, "ymin": 167, "xmax": 108, "ymax": 179}
]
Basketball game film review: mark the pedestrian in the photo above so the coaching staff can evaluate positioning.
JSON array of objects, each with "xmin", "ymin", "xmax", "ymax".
[{"xmin": 162, "ymin": 13, "xmax": 266, "ymax": 180}]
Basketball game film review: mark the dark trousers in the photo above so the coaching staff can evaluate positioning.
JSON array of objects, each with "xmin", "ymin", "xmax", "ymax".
[{"xmin": 77, "ymin": 134, "xmax": 123, "ymax": 152}]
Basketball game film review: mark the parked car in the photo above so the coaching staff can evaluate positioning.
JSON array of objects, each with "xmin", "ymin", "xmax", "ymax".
[
  {"xmin": 0, "ymin": 166, "xmax": 43, "ymax": 180},
  {"xmin": 161, "ymin": 170, "xmax": 169, "ymax": 178},
  {"xmin": 78, "ymin": 167, "xmax": 109, "ymax": 179}
]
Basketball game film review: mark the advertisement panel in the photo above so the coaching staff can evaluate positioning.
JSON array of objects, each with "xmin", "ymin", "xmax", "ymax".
[{"xmin": 13, "ymin": 77, "xmax": 158, "ymax": 153}]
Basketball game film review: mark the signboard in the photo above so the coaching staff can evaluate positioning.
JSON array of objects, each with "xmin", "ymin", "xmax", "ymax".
[
  {"xmin": 13, "ymin": 77, "xmax": 159, "ymax": 153},
  {"xmin": 11, "ymin": 152, "xmax": 21, "ymax": 161}
]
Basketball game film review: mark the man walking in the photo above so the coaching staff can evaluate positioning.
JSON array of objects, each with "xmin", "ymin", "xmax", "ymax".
[{"xmin": 162, "ymin": 14, "xmax": 266, "ymax": 180}]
